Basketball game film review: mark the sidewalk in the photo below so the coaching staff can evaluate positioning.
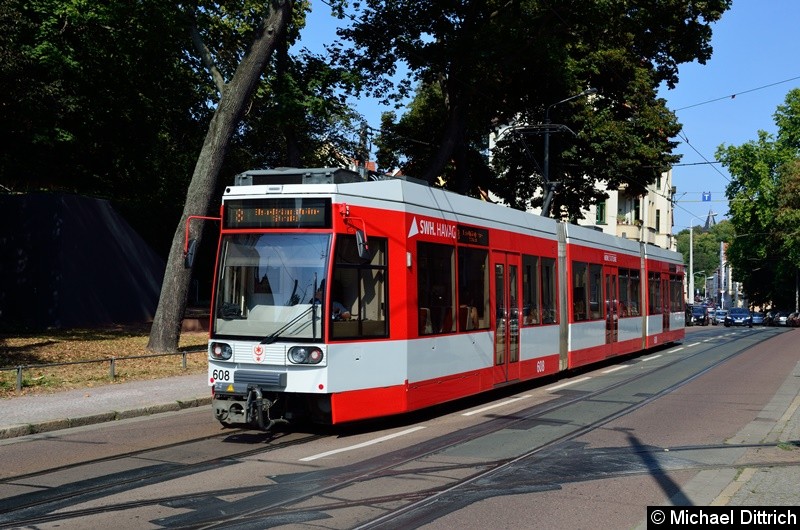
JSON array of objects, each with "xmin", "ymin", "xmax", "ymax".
[
  {"xmin": 686, "ymin": 358, "xmax": 800, "ymax": 506},
  {"xmin": 630, "ymin": 357, "xmax": 800, "ymax": 521},
  {"xmin": 0, "ymin": 374, "xmax": 211, "ymax": 440}
]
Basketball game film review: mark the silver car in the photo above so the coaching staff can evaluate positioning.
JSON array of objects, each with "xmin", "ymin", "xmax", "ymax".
[
  {"xmin": 712, "ymin": 309, "xmax": 728, "ymax": 326},
  {"xmin": 773, "ymin": 311, "xmax": 792, "ymax": 326}
]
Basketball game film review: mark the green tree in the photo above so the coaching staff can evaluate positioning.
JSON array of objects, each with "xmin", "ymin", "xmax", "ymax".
[
  {"xmin": 0, "ymin": 0, "xmax": 208, "ymax": 251},
  {"xmin": 675, "ymin": 220, "xmax": 733, "ymax": 298},
  {"xmin": 332, "ymin": 0, "xmax": 730, "ymax": 218},
  {"xmin": 148, "ymin": 0, "xmax": 294, "ymax": 352},
  {"xmin": 717, "ymin": 89, "xmax": 800, "ymax": 309},
  {"xmin": 233, "ymin": 48, "xmax": 364, "ymax": 172},
  {"xmin": 3, "ymin": 0, "xmax": 366, "ymax": 340}
]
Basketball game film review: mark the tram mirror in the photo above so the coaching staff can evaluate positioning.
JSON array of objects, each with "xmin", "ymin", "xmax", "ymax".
[
  {"xmin": 185, "ymin": 239, "xmax": 198, "ymax": 268},
  {"xmin": 355, "ymin": 229, "xmax": 371, "ymax": 261}
]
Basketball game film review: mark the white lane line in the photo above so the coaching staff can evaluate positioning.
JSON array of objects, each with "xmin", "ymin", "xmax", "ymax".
[
  {"xmin": 602, "ymin": 365, "xmax": 629, "ymax": 374},
  {"xmin": 299, "ymin": 426, "xmax": 426, "ymax": 462},
  {"xmin": 641, "ymin": 354, "xmax": 662, "ymax": 362},
  {"xmin": 668, "ymin": 347, "xmax": 684, "ymax": 353},
  {"xmin": 462, "ymin": 395, "xmax": 532, "ymax": 416},
  {"xmin": 547, "ymin": 376, "xmax": 591, "ymax": 391},
  {"xmin": 686, "ymin": 342, "xmax": 701, "ymax": 348}
]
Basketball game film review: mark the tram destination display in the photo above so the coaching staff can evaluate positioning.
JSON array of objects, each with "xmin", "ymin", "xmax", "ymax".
[{"xmin": 224, "ymin": 198, "xmax": 331, "ymax": 228}]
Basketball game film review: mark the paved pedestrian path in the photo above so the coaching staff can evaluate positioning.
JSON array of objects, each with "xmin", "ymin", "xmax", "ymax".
[{"xmin": 0, "ymin": 374, "xmax": 210, "ymax": 439}]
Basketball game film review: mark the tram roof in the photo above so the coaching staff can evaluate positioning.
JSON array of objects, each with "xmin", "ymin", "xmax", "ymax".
[
  {"xmin": 226, "ymin": 167, "xmax": 683, "ymax": 264},
  {"xmin": 233, "ymin": 167, "xmax": 428, "ymax": 186}
]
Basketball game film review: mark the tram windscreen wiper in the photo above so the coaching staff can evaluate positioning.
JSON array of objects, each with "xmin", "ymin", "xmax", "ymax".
[{"xmin": 261, "ymin": 305, "xmax": 314, "ymax": 345}]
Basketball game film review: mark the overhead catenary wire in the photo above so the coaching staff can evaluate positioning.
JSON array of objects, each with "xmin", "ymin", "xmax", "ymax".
[{"xmin": 674, "ymin": 75, "xmax": 800, "ymax": 112}]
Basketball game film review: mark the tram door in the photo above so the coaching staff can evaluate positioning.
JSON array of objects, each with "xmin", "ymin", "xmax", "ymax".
[
  {"xmin": 605, "ymin": 269, "xmax": 618, "ymax": 345},
  {"xmin": 492, "ymin": 251, "xmax": 521, "ymax": 385},
  {"xmin": 661, "ymin": 275, "xmax": 670, "ymax": 331}
]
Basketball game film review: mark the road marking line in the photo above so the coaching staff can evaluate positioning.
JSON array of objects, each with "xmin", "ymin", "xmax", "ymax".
[
  {"xmin": 668, "ymin": 347, "xmax": 684, "ymax": 353},
  {"xmin": 462, "ymin": 395, "xmax": 532, "ymax": 416},
  {"xmin": 547, "ymin": 376, "xmax": 591, "ymax": 391},
  {"xmin": 687, "ymin": 342, "xmax": 701, "ymax": 348},
  {"xmin": 602, "ymin": 365, "xmax": 629, "ymax": 374},
  {"xmin": 641, "ymin": 354, "xmax": 662, "ymax": 362},
  {"xmin": 300, "ymin": 426, "xmax": 427, "ymax": 461}
]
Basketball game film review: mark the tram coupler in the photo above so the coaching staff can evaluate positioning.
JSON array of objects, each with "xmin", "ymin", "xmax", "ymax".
[{"xmin": 245, "ymin": 386, "xmax": 289, "ymax": 431}]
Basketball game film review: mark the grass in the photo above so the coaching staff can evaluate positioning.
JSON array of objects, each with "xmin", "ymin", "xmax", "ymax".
[{"xmin": 0, "ymin": 324, "xmax": 208, "ymax": 398}]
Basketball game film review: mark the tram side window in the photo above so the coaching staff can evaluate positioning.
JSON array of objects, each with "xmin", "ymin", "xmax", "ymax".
[
  {"xmin": 457, "ymin": 247, "xmax": 489, "ymax": 331},
  {"xmin": 572, "ymin": 261, "xmax": 588, "ymax": 321},
  {"xmin": 588, "ymin": 263, "xmax": 602, "ymax": 319},
  {"xmin": 522, "ymin": 255, "xmax": 540, "ymax": 325},
  {"xmin": 331, "ymin": 235, "xmax": 388, "ymax": 339},
  {"xmin": 541, "ymin": 257, "xmax": 558, "ymax": 324},
  {"xmin": 418, "ymin": 242, "xmax": 455, "ymax": 335},
  {"xmin": 648, "ymin": 272, "xmax": 662, "ymax": 315},
  {"xmin": 618, "ymin": 268, "xmax": 641, "ymax": 317},
  {"xmin": 619, "ymin": 270, "xmax": 631, "ymax": 317},
  {"xmin": 670, "ymin": 274, "xmax": 683, "ymax": 312},
  {"xmin": 629, "ymin": 269, "xmax": 641, "ymax": 316}
]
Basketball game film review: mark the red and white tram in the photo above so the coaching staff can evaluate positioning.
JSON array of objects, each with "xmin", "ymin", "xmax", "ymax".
[{"xmin": 195, "ymin": 167, "xmax": 685, "ymax": 429}]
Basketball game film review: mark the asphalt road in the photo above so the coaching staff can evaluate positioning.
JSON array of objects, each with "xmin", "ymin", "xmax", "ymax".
[{"xmin": 1, "ymin": 326, "xmax": 798, "ymax": 529}]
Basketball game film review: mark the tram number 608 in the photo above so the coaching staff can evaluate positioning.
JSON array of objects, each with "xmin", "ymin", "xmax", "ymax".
[
  {"xmin": 212, "ymin": 369, "xmax": 232, "ymax": 382},
  {"xmin": 536, "ymin": 360, "xmax": 545, "ymax": 373}
]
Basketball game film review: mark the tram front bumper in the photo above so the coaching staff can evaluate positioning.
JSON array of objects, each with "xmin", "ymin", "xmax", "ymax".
[{"xmin": 212, "ymin": 382, "xmax": 251, "ymax": 425}]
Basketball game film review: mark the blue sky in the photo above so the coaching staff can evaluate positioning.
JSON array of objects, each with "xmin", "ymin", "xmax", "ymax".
[
  {"xmin": 300, "ymin": 1, "xmax": 800, "ymax": 235},
  {"xmin": 661, "ymin": 0, "xmax": 800, "ymax": 233}
]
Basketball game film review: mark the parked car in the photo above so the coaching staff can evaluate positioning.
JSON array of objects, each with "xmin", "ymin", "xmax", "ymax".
[
  {"xmin": 764, "ymin": 310, "xmax": 778, "ymax": 326},
  {"xmin": 789, "ymin": 312, "xmax": 800, "ymax": 327},
  {"xmin": 689, "ymin": 305, "xmax": 709, "ymax": 326},
  {"xmin": 724, "ymin": 307, "xmax": 752, "ymax": 328},
  {"xmin": 772, "ymin": 310, "xmax": 792, "ymax": 326},
  {"xmin": 751, "ymin": 311, "xmax": 765, "ymax": 325},
  {"xmin": 712, "ymin": 309, "xmax": 728, "ymax": 326}
]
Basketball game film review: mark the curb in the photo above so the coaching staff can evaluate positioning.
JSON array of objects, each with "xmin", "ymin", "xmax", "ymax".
[{"xmin": 0, "ymin": 396, "xmax": 211, "ymax": 440}]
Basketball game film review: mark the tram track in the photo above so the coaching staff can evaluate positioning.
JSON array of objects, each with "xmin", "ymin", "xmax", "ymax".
[
  {"xmin": 197, "ymin": 445, "xmax": 799, "ymax": 530},
  {"xmin": 185, "ymin": 330, "xmax": 768, "ymax": 529},
  {"xmin": 188, "ymin": 332, "xmax": 778, "ymax": 527},
  {"xmin": 0, "ymin": 328, "xmax": 782, "ymax": 528},
  {"xmin": 0, "ymin": 430, "xmax": 242, "ymax": 485},
  {"xmin": 0, "ymin": 430, "xmax": 325, "ymax": 526}
]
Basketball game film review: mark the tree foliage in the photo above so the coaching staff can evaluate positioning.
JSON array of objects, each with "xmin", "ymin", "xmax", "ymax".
[
  {"xmin": 717, "ymin": 88, "xmax": 800, "ymax": 309},
  {"xmin": 2, "ymin": 0, "xmax": 369, "ymax": 341},
  {"xmin": 2, "ymin": 0, "xmax": 748, "ymax": 344},
  {"xmin": 1, "ymin": 0, "xmax": 365, "ymax": 244},
  {"xmin": 0, "ymin": 0, "xmax": 209, "ymax": 251},
  {"xmin": 332, "ymin": 0, "xmax": 731, "ymax": 219},
  {"xmin": 675, "ymin": 219, "xmax": 733, "ymax": 286}
]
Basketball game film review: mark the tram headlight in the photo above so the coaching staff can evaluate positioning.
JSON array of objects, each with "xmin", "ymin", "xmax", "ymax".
[
  {"xmin": 210, "ymin": 342, "xmax": 233, "ymax": 360},
  {"xmin": 288, "ymin": 346, "xmax": 323, "ymax": 365}
]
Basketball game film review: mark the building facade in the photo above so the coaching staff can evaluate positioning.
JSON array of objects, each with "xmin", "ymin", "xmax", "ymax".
[{"xmin": 573, "ymin": 170, "xmax": 676, "ymax": 251}]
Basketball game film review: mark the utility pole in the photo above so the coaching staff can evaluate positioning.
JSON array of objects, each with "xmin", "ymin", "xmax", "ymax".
[{"xmin": 541, "ymin": 88, "xmax": 597, "ymax": 217}]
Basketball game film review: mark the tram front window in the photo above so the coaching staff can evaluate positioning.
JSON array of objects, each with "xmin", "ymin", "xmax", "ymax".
[{"xmin": 214, "ymin": 233, "xmax": 331, "ymax": 339}]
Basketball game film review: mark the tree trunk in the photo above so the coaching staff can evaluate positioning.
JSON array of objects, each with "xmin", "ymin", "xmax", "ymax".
[
  {"xmin": 421, "ymin": 87, "xmax": 469, "ymax": 185},
  {"xmin": 147, "ymin": 1, "xmax": 292, "ymax": 353}
]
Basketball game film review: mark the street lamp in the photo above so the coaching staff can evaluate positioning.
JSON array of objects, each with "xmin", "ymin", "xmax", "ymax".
[
  {"xmin": 688, "ymin": 218, "xmax": 699, "ymax": 303},
  {"xmin": 692, "ymin": 271, "xmax": 705, "ymax": 301},
  {"xmin": 687, "ymin": 213, "xmax": 715, "ymax": 303},
  {"xmin": 541, "ymin": 87, "xmax": 597, "ymax": 218}
]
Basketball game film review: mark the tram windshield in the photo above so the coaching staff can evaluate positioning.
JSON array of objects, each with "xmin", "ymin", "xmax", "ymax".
[{"xmin": 213, "ymin": 233, "xmax": 331, "ymax": 339}]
